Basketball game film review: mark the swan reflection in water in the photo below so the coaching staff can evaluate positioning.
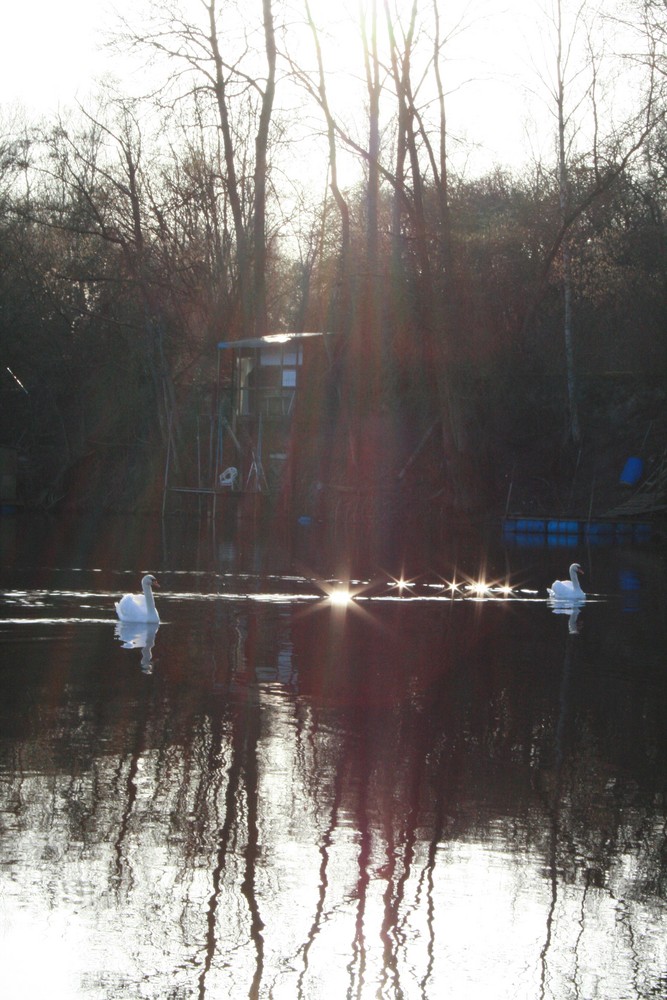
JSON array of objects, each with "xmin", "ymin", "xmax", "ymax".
[
  {"xmin": 115, "ymin": 621, "xmax": 160, "ymax": 673},
  {"xmin": 549, "ymin": 601, "xmax": 582, "ymax": 634}
]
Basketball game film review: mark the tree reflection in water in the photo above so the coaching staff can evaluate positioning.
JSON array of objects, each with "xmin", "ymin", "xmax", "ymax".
[{"xmin": 0, "ymin": 521, "xmax": 666, "ymax": 999}]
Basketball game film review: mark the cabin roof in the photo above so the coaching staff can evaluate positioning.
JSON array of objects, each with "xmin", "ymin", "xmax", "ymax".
[{"xmin": 217, "ymin": 331, "xmax": 333, "ymax": 351}]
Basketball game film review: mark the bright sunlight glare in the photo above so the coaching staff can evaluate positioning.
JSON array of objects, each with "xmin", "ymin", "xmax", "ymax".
[
  {"xmin": 315, "ymin": 576, "xmax": 375, "ymax": 612},
  {"xmin": 328, "ymin": 587, "xmax": 353, "ymax": 607},
  {"xmin": 387, "ymin": 573, "xmax": 416, "ymax": 595},
  {"xmin": 314, "ymin": 572, "xmax": 524, "ymax": 606}
]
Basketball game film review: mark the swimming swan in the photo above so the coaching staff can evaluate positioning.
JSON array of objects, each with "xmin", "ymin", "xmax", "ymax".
[
  {"xmin": 115, "ymin": 574, "xmax": 160, "ymax": 623},
  {"xmin": 548, "ymin": 563, "xmax": 585, "ymax": 601}
]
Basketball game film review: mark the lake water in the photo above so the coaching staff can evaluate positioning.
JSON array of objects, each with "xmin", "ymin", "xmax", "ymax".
[{"xmin": 1, "ymin": 511, "xmax": 666, "ymax": 1000}]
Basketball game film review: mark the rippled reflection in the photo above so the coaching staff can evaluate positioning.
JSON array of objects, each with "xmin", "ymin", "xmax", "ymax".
[
  {"xmin": 115, "ymin": 620, "xmax": 160, "ymax": 672},
  {"xmin": 0, "ymin": 516, "xmax": 666, "ymax": 999}
]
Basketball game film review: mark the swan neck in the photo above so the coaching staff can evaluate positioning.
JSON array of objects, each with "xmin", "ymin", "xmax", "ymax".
[{"xmin": 142, "ymin": 580, "xmax": 156, "ymax": 613}]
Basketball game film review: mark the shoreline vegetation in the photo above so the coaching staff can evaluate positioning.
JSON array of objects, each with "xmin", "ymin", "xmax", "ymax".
[{"xmin": 1, "ymin": 1, "xmax": 665, "ymax": 521}]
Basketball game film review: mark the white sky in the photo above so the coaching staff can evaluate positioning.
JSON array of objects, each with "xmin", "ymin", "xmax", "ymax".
[
  {"xmin": 0, "ymin": 0, "xmax": 108, "ymax": 110},
  {"xmin": 0, "ymin": 0, "xmax": 641, "ymax": 178}
]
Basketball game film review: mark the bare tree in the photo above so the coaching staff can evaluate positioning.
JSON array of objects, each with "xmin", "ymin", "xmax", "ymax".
[
  {"xmin": 121, "ymin": 0, "xmax": 278, "ymax": 340},
  {"xmin": 302, "ymin": 0, "xmax": 352, "ymax": 336},
  {"xmin": 361, "ymin": 0, "xmax": 382, "ymax": 379},
  {"xmin": 35, "ymin": 102, "xmax": 178, "ymax": 439},
  {"xmin": 524, "ymin": 0, "xmax": 664, "ymax": 444},
  {"xmin": 554, "ymin": 0, "xmax": 583, "ymax": 443}
]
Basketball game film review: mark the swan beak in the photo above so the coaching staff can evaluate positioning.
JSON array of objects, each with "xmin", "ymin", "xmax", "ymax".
[{"xmin": 153, "ymin": 579, "xmax": 160, "ymax": 587}]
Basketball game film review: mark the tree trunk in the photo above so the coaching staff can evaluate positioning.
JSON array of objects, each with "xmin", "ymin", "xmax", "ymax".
[
  {"xmin": 208, "ymin": 0, "xmax": 252, "ymax": 338},
  {"xmin": 556, "ymin": 0, "xmax": 581, "ymax": 444},
  {"xmin": 253, "ymin": 0, "xmax": 276, "ymax": 339},
  {"xmin": 360, "ymin": 0, "xmax": 382, "ymax": 404},
  {"xmin": 305, "ymin": 0, "xmax": 351, "ymax": 338}
]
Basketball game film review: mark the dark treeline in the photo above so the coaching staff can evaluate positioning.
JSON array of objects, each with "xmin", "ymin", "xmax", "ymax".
[{"xmin": 0, "ymin": 0, "xmax": 665, "ymax": 514}]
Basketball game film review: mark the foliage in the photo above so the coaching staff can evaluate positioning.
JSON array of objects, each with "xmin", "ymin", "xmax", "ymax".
[{"xmin": 0, "ymin": 0, "xmax": 665, "ymax": 510}]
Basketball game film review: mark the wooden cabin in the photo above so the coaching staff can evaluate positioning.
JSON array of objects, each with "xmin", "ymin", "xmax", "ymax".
[
  {"xmin": 163, "ymin": 331, "xmax": 334, "ymax": 514},
  {"xmin": 220, "ymin": 332, "xmax": 329, "ymax": 420}
]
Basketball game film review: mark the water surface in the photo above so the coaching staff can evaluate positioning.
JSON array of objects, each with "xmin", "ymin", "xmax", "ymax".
[{"xmin": 1, "ymin": 513, "xmax": 666, "ymax": 999}]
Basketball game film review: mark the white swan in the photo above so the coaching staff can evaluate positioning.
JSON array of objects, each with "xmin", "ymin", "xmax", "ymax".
[
  {"xmin": 115, "ymin": 574, "xmax": 160, "ymax": 623},
  {"xmin": 548, "ymin": 563, "xmax": 585, "ymax": 602}
]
